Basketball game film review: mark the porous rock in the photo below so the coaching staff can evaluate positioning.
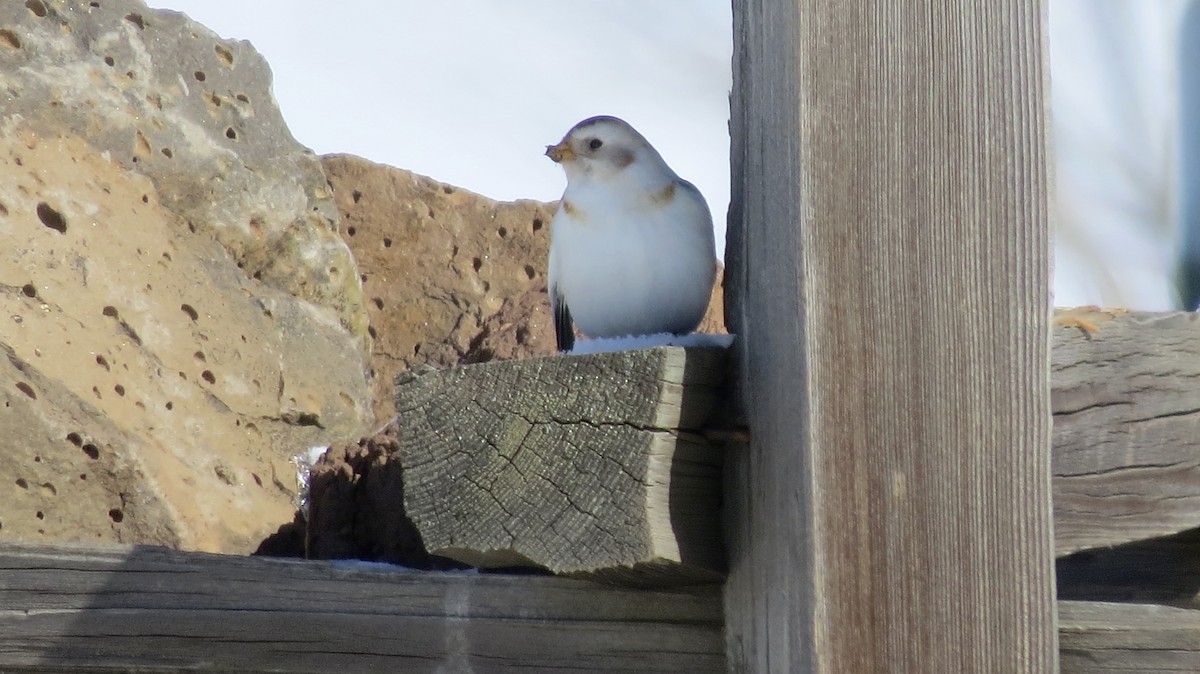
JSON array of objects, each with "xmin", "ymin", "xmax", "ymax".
[
  {"xmin": 322, "ymin": 155, "xmax": 557, "ymax": 422},
  {"xmin": 0, "ymin": 0, "xmax": 372, "ymax": 553}
]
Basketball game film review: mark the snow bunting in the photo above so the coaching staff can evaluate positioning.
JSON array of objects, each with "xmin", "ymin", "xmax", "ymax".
[{"xmin": 545, "ymin": 115, "xmax": 717, "ymax": 352}]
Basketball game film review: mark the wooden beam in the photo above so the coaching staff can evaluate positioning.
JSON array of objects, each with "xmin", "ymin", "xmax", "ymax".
[
  {"xmin": 725, "ymin": 1, "xmax": 1056, "ymax": 671},
  {"xmin": 1059, "ymin": 601, "xmax": 1200, "ymax": 672},
  {"xmin": 0, "ymin": 543, "xmax": 724, "ymax": 673},
  {"xmin": 393, "ymin": 346, "xmax": 729, "ymax": 584},
  {"xmin": 1051, "ymin": 308, "xmax": 1200, "ymax": 555}
]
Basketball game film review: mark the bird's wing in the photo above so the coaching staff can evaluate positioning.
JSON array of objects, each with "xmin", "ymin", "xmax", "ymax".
[
  {"xmin": 551, "ymin": 283, "xmax": 575, "ymax": 353},
  {"xmin": 547, "ymin": 232, "xmax": 575, "ymax": 353}
]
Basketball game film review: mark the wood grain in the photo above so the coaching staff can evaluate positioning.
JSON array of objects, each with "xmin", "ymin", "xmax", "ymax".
[
  {"xmin": 394, "ymin": 347, "xmax": 729, "ymax": 583},
  {"xmin": 0, "ymin": 543, "xmax": 724, "ymax": 673},
  {"xmin": 1051, "ymin": 308, "xmax": 1200, "ymax": 555},
  {"xmin": 725, "ymin": 1, "xmax": 1056, "ymax": 671},
  {"xmin": 1059, "ymin": 601, "xmax": 1200, "ymax": 672}
]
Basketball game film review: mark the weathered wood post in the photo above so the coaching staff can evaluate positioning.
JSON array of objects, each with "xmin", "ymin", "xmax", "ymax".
[{"xmin": 724, "ymin": 1, "xmax": 1057, "ymax": 671}]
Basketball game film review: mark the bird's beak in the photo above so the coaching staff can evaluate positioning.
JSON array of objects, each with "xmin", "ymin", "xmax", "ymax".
[{"xmin": 545, "ymin": 140, "xmax": 574, "ymax": 163}]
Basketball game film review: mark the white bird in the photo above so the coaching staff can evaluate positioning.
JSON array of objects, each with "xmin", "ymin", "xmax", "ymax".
[{"xmin": 545, "ymin": 115, "xmax": 717, "ymax": 352}]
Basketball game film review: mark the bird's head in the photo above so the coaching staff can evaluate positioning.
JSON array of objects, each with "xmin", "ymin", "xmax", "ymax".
[{"xmin": 545, "ymin": 116, "xmax": 671, "ymax": 186}]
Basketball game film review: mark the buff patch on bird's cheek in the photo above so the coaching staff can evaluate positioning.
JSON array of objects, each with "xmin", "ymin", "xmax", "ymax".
[
  {"xmin": 562, "ymin": 200, "xmax": 587, "ymax": 222},
  {"xmin": 612, "ymin": 148, "xmax": 636, "ymax": 169},
  {"xmin": 649, "ymin": 181, "xmax": 676, "ymax": 206}
]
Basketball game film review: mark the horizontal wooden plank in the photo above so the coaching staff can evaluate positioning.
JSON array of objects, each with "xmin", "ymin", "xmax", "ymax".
[
  {"xmin": 4, "ymin": 542, "xmax": 1200, "ymax": 672},
  {"xmin": 1052, "ymin": 308, "xmax": 1200, "ymax": 555},
  {"xmin": 1059, "ymin": 601, "xmax": 1200, "ymax": 672},
  {"xmin": 0, "ymin": 543, "xmax": 723, "ymax": 673}
]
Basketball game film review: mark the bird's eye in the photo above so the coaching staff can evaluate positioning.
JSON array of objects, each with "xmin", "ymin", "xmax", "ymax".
[{"xmin": 588, "ymin": 138, "xmax": 603, "ymax": 150}]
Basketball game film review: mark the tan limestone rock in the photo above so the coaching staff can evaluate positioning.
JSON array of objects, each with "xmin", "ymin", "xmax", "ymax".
[
  {"xmin": 322, "ymin": 155, "xmax": 556, "ymax": 422},
  {"xmin": 0, "ymin": 1, "xmax": 372, "ymax": 553}
]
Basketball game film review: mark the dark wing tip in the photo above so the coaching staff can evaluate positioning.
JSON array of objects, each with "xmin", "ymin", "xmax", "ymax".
[{"xmin": 554, "ymin": 297, "xmax": 575, "ymax": 353}]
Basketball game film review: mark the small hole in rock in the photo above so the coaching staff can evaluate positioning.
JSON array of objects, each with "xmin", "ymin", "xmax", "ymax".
[
  {"xmin": 372, "ymin": 298, "xmax": 383, "ymax": 310},
  {"xmin": 194, "ymin": 70, "xmax": 206, "ymax": 82},
  {"xmin": 382, "ymin": 238, "xmax": 392, "ymax": 248},
  {"xmin": 102, "ymin": 306, "xmax": 118, "ymax": 318},
  {"xmin": 34, "ymin": 456, "xmax": 41, "ymax": 463},
  {"xmin": 109, "ymin": 509, "xmax": 124, "ymax": 523},
  {"xmin": 346, "ymin": 226, "xmax": 356, "ymax": 236},
  {"xmin": 497, "ymin": 227, "xmax": 507, "ymax": 238},
  {"xmin": 25, "ymin": 0, "xmax": 47, "ymax": 18},
  {"xmin": 193, "ymin": 351, "xmax": 205, "ymax": 362},
  {"xmin": 141, "ymin": 194, "xmax": 149, "ymax": 204},
  {"xmin": 201, "ymin": 370, "xmax": 216, "ymax": 384},
  {"xmin": 67, "ymin": 432, "xmax": 82, "ymax": 446},
  {"xmin": 165, "ymin": 401, "xmax": 173, "ymax": 410},
  {"xmin": 82, "ymin": 444, "xmax": 100, "ymax": 460},
  {"xmin": 236, "ymin": 93, "xmax": 249, "ymax": 103},
  {"xmin": 180, "ymin": 304, "xmax": 198, "ymax": 321},
  {"xmin": 16, "ymin": 478, "xmax": 28, "ymax": 489},
  {"xmin": 79, "ymin": 474, "xmax": 87, "ymax": 480},
  {"xmin": 252, "ymin": 473, "xmax": 262, "ymax": 487},
  {"xmin": 442, "ymin": 185, "xmax": 454, "ymax": 195},
  {"xmin": 367, "ymin": 325, "xmax": 377, "ymax": 339},
  {"xmin": 36, "ymin": 511, "xmax": 44, "ymax": 520},
  {"xmin": 472, "ymin": 257, "xmax": 483, "ymax": 272},
  {"xmin": 524, "ymin": 265, "xmax": 536, "ymax": 280},
  {"xmin": 161, "ymin": 147, "xmax": 173, "ymax": 158},
  {"xmin": 95, "ymin": 355, "xmax": 110, "ymax": 370},
  {"xmin": 209, "ymin": 93, "xmax": 221, "ymax": 107},
  {"xmin": 352, "ymin": 190, "xmax": 363, "ymax": 203},
  {"xmin": 225, "ymin": 127, "xmax": 237, "ymax": 140},
  {"xmin": 104, "ymin": 55, "xmax": 114, "ymax": 67},
  {"xmin": 532, "ymin": 218, "xmax": 544, "ymax": 232},
  {"xmin": 124, "ymin": 13, "xmax": 145, "ymax": 29},
  {"xmin": 414, "ymin": 343, "xmax": 422, "ymax": 356},
  {"xmin": 36, "ymin": 202, "xmax": 67, "ymax": 233},
  {"xmin": 114, "ymin": 384, "xmax": 125, "ymax": 397},
  {"xmin": 21, "ymin": 284, "xmax": 36, "ymax": 298},
  {"xmin": 0, "ymin": 29, "xmax": 21, "ymax": 50},
  {"xmin": 215, "ymin": 44, "xmax": 234, "ymax": 66},
  {"xmin": 16, "ymin": 382, "xmax": 36, "ymax": 399}
]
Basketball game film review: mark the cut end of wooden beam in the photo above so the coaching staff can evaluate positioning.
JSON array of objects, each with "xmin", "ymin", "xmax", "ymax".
[{"xmin": 395, "ymin": 346, "xmax": 731, "ymax": 586}]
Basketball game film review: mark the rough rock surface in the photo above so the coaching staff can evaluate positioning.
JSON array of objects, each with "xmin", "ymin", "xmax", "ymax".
[
  {"xmin": 304, "ymin": 420, "xmax": 460, "ymax": 569},
  {"xmin": 0, "ymin": 0, "xmax": 372, "ymax": 553},
  {"xmin": 322, "ymin": 154, "xmax": 557, "ymax": 422}
]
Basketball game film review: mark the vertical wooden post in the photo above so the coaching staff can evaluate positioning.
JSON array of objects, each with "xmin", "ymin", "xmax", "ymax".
[{"xmin": 724, "ymin": 1, "xmax": 1057, "ymax": 671}]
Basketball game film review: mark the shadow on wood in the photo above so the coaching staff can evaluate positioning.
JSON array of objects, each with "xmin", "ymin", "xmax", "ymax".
[
  {"xmin": 1057, "ymin": 526, "xmax": 1200, "ymax": 608},
  {"xmin": 0, "ymin": 543, "xmax": 725, "ymax": 673}
]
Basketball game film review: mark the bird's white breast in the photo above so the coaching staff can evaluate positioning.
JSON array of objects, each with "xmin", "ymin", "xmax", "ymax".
[{"xmin": 549, "ymin": 178, "xmax": 715, "ymax": 340}]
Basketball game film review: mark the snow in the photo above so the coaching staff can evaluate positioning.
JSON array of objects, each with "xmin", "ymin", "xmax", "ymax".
[{"xmin": 567, "ymin": 332, "xmax": 735, "ymax": 356}]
